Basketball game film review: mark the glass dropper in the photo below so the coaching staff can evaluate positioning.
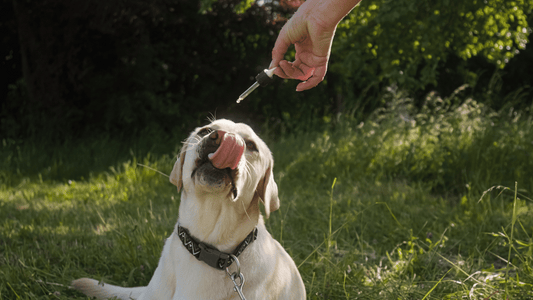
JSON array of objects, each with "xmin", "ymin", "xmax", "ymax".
[{"xmin": 236, "ymin": 68, "xmax": 276, "ymax": 103}]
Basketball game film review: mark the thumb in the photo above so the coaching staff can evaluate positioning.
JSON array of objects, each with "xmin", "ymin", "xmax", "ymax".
[{"xmin": 271, "ymin": 25, "xmax": 292, "ymax": 68}]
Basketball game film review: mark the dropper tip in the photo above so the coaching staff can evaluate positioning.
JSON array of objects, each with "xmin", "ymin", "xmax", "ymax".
[
  {"xmin": 236, "ymin": 97, "xmax": 243, "ymax": 103},
  {"xmin": 264, "ymin": 67, "xmax": 276, "ymax": 78}
]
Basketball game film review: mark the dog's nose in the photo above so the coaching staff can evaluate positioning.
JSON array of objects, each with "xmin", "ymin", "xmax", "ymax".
[
  {"xmin": 209, "ymin": 130, "xmax": 227, "ymax": 145},
  {"xmin": 202, "ymin": 130, "xmax": 227, "ymax": 155}
]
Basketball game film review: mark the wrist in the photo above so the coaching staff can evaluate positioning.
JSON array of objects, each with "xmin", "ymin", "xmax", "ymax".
[{"xmin": 309, "ymin": 0, "xmax": 362, "ymax": 28}]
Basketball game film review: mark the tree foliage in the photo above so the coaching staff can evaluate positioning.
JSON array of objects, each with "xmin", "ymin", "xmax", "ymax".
[
  {"xmin": 3, "ymin": 0, "xmax": 284, "ymax": 138},
  {"xmin": 331, "ymin": 0, "xmax": 532, "ymax": 95},
  {"xmin": 1, "ymin": 0, "xmax": 532, "ymax": 140}
]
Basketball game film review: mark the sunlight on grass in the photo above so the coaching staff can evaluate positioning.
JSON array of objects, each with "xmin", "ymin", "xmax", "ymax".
[
  {"xmin": 1, "ymin": 90, "xmax": 533, "ymax": 298},
  {"xmin": 267, "ymin": 89, "xmax": 533, "ymax": 299}
]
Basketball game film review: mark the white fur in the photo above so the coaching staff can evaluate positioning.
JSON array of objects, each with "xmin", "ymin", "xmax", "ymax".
[{"xmin": 72, "ymin": 119, "xmax": 305, "ymax": 299}]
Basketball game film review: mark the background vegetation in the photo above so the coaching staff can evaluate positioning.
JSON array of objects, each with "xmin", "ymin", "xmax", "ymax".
[
  {"xmin": 1, "ymin": 0, "xmax": 532, "ymax": 139},
  {"xmin": 2, "ymin": 94, "xmax": 533, "ymax": 299},
  {"xmin": 1, "ymin": 0, "xmax": 533, "ymax": 299}
]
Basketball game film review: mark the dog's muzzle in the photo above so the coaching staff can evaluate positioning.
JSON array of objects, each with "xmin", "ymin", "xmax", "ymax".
[
  {"xmin": 192, "ymin": 130, "xmax": 244, "ymax": 198},
  {"xmin": 207, "ymin": 131, "xmax": 244, "ymax": 170}
]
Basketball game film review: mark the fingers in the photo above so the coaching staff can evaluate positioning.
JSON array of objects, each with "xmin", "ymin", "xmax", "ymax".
[
  {"xmin": 274, "ymin": 60, "xmax": 326, "ymax": 92},
  {"xmin": 295, "ymin": 65, "xmax": 315, "ymax": 81},
  {"xmin": 296, "ymin": 65, "xmax": 327, "ymax": 92},
  {"xmin": 275, "ymin": 60, "xmax": 315, "ymax": 80},
  {"xmin": 296, "ymin": 76, "xmax": 322, "ymax": 92},
  {"xmin": 273, "ymin": 62, "xmax": 289, "ymax": 79}
]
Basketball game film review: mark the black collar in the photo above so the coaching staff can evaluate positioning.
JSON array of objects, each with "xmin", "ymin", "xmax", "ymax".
[{"xmin": 176, "ymin": 224, "xmax": 258, "ymax": 270}]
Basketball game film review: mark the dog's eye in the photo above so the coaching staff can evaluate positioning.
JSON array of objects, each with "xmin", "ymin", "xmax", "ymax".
[
  {"xmin": 197, "ymin": 128, "xmax": 211, "ymax": 137},
  {"xmin": 246, "ymin": 141, "xmax": 257, "ymax": 152}
]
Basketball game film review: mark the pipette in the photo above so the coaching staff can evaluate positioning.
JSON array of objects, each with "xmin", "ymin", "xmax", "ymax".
[{"xmin": 236, "ymin": 68, "xmax": 276, "ymax": 103}]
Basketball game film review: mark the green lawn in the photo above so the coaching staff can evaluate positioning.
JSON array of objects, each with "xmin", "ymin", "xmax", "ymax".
[{"xmin": 1, "ymin": 96, "xmax": 533, "ymax": 299}]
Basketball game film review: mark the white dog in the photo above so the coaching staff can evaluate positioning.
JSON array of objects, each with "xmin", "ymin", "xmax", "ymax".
[{"xmin": 72, "ymin": 119, "xmax": 306, "ymax": 299}]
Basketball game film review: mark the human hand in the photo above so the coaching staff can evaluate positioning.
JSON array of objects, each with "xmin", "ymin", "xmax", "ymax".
[{"xmin": 271, "ymin": 0, "xmax": 361, "ymax": 91}]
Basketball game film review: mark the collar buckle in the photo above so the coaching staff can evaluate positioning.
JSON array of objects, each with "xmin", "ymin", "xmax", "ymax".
[{"xmin": 198, "ymin": 243, "xmax": 231, "ymax": 270}]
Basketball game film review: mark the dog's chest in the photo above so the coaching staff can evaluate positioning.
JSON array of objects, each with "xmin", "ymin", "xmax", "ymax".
[{"xmin": 168, "ymin": 235, "xmax": 256, "ymax": 300}]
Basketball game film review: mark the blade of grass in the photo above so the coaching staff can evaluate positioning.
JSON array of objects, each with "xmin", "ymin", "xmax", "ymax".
[
  {"xmin": 506, "ymin": 181, "xmax": 518, "ymax": 298},
  {"xmin": 328, "ymin": 178, "xmax": 337, "ymax": 256},
  {"xmin": 376, "ymin": 201, "xmax": 403, "ymax": 229},
  {"xmin": 421, "ymin": 267, "xmax": 453, "ymax": 300}
]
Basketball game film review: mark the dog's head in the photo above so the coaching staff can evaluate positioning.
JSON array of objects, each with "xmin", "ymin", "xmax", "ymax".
[{"xmin": 170, "ymin": 119, "xmax": 279, "ymax": 217}]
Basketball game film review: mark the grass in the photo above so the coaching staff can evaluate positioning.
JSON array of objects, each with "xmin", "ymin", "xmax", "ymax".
[{"xmin": 1, "ymin": 91, "xmax": 533, "ymax": 299}]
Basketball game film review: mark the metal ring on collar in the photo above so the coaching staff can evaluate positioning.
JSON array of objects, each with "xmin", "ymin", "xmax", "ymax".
[{"xmin": 225, "ymin": 254, "xmax": 240, "ymax": 277}]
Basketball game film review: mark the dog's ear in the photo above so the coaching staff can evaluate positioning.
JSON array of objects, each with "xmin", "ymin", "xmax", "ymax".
[
  {"xmin": 170, "ymin": 146, "xmax": 187, "ymax": 191},
  {"xmin": 256, "ymin": 159, "xmax": 280, "ymax": 218}
]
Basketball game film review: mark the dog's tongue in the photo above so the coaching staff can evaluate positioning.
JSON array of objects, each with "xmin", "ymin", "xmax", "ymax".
[{"xmin": 208, "ymin": 133, "xmax": 244, "ymax": 170}]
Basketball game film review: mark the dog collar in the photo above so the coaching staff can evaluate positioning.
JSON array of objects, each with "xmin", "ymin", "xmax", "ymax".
[{"xmin": 176, "ymin": 224, "xmax": 258, "ymax": 270}]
